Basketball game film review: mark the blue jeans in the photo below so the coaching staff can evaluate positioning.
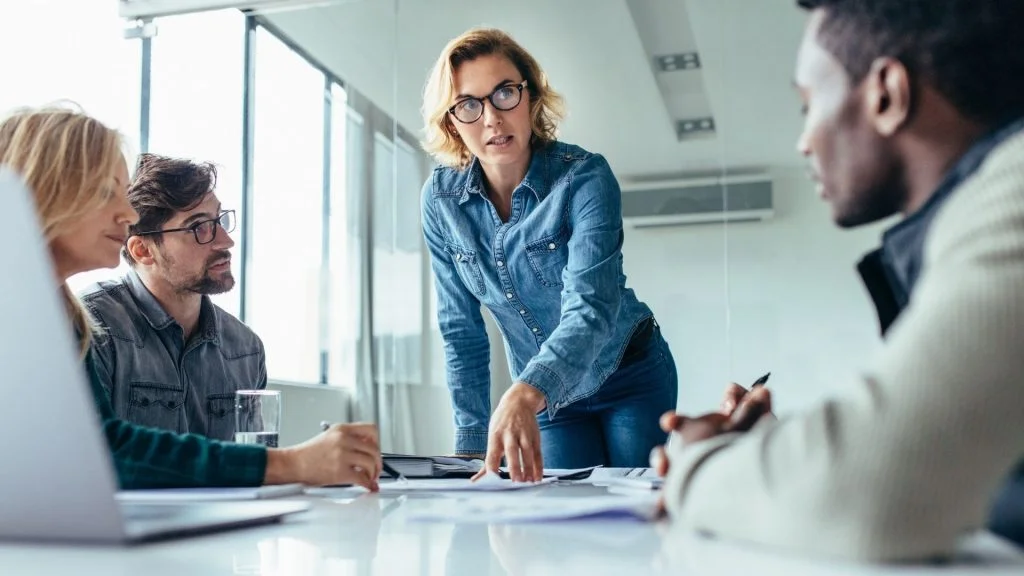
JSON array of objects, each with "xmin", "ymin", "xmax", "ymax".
[{"xmin": 537, "ymin": 325, "xmax": 678, "ymax": 468}]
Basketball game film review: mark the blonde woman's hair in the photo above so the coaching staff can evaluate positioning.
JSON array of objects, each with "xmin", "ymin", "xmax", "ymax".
[
  {"xmin": 0, "ymin": 105, "xmax": 126, "ymax": 358},
  {"xmin": 421, "ymin": 28, "xmax": 566, "ymax": 169}
]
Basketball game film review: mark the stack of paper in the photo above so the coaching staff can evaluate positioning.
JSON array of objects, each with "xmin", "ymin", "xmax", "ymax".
[{"xmin": 382, "ymin": 454, "xmax": 483, "ymax": 478}]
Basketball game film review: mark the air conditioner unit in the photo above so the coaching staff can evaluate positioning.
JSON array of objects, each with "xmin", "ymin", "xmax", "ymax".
[
  {"xmin": 119, "ymin": 0, "xmax": 354, "ymax": 19},
  {"xmin": 620, "ymin": 172, "xmax": 774, "ymax": 228}
]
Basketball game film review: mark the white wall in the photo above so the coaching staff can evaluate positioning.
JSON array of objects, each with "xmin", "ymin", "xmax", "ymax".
[{"xmin": 621, "ymin": 168, "xmax": 890, "ymax": 415}]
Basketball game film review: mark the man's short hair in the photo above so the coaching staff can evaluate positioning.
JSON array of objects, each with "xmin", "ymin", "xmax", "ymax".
[
  {"xmin": 798, "ymin": 0, "xmax": 1024, "ymax": 126},
  {"xmin": 123, "ymin": 153, "xmax": 218, "ymax": 265}
]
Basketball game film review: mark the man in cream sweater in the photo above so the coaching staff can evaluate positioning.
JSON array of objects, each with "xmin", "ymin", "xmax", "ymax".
[{"xmin": 658, "ymin": 0, "xmax": 1024, "ymax": 561}]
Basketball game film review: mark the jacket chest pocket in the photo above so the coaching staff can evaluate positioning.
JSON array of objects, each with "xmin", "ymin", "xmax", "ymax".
[
  {"xmin": 205, "ymin": 393, "xmax": 238, "ymax": 442},
  {"xmin": 127, "ymin": 384, "xmax": 185, "ymax": 433},
  {"xmin": 526, "ymin": 231, "xmax": 569, "ymax": 288},
  {"xmin": 445, "ymin": 243, "xmax": 486, "ymax": 296}
]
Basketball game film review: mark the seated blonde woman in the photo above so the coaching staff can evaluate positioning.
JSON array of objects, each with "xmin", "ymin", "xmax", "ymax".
[{"xmin": 0, "ymin": 105, "xmax": 382, "ymax": 490}]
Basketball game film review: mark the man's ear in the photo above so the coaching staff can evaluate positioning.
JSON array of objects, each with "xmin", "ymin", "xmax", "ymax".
[
  {"xmin": 864, "ymin": 57, "xmax": 912, "ymax": 137},
  {"xmin": 125, "ymin": 236, "xmax": 156, "ymax": 266}
]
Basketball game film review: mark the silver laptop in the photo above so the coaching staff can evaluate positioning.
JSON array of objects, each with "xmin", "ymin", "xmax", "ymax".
[{"xmin": 0, "ymin": 169, "xmax": 310, "ymax": 543}]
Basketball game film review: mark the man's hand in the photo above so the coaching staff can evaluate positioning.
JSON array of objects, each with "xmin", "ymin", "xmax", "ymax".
[
  {"xmin": 720, "ymin": 381, "xmax": 775, "ymax": 420},
  {"xmin": 265, "ymin": 423, "xmax": 381, "ymax": 491},
  {"xmin": 654, "ymin": 383, "xmax": 773, "ymax": 469},
  {"xmin": 472, "ymin": 382, "xmax": 546, "ymax": 483},
  {"xmin": 649, "ymin": 411, "xmax": 731, "ymax": 477},
  {"xmin": 651, "ymin": 385, "xmax": 773, "ymax": 513}
]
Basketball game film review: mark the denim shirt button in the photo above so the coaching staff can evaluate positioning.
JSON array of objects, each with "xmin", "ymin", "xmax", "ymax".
[
  {"xmin": 519, "ymin": 309, "xmax": 526, "ymax": 315},
  {"xmin": 505, "ymin": 292, "xmax": 513, "ymax": 299},
  {"xmin": 532, "ymin": 327, "xmax": 540, "ymax": 333},
  {"xmin": 547, "ymin": 243, "xmax": 556, "ymax": 250},
  {"xmin": 497, "ymin": 260, "xmax": 505, "ymax": 267},
  {"xmin": 455, "ymin": 253, "xmax": 464, "ymax": 262}
]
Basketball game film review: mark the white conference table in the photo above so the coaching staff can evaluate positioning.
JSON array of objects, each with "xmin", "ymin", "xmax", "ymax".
[{"xmin": 1, "ymin": 484, "xmax": 1022, "ymax": 575}]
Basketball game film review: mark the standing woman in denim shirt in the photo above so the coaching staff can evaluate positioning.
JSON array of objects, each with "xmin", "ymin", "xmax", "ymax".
[{"xmin": 420, "ymin": 28, "xmax": 678, "ymax": 480}]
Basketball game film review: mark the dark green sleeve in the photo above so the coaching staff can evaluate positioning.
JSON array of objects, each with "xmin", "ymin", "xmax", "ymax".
[{"xmin": 85, "ymin": 348, "xmax": 268, "ymax": 489}]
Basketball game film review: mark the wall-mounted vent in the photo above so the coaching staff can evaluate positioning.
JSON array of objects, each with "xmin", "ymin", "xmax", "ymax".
[{"xmin": 621, "ymin": 173, "xmax": 773, "ymax": 228}]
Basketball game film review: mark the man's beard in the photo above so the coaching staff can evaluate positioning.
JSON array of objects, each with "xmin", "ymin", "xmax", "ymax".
[{"xmin": 181, "ymin": 250, "xmax": 235, "ymax": 295}]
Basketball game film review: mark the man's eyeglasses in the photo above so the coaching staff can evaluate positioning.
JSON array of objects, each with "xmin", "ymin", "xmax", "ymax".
[
  {"xmin": 132, "ymin": 210, "xmax": 236, "ymax": 245},
  {"xmin": 448, "ymin": 80, "xmax": 528, "ymax": 124}
]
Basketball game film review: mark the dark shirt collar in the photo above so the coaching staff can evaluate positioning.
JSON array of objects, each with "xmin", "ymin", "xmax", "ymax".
[
  {"xmin": 124, "ymin": 268, "xmax": 219, "ymax": 344},
  {"xmin": 858, "ymin": 116, "xmax": 1024, "ymax": 334}
]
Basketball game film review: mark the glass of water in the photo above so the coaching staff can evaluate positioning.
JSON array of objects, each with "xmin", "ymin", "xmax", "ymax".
[{"xmin": 235, "ymin": 390, "xmax": 281, "ymax": 447}]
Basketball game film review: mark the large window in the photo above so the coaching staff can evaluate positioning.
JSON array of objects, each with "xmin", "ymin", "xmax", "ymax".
[
  {"xmin": 1, "ymin": 4, "xmax": 426, "ymax": 396},
  {"xmin": 372, "ymin": 135, "xmax": 425, "ymax": 386},
  {"xmin": 148, "ymin": 9, "xmax": 246, "ymax": 316},
  {"xmin": 0, "ymin": 1, "xmax": 140, "ymax": 142},
  {"xmin": 248, "ymin": 27, "xmax": 327, "ymax": 384},
  {"xmin": 328, "ymin": 89, "xmax": 361, "ymax": 389},
  {"xmin": 0, "ymin": 0, "xmax": 142, "ymax": 292}
]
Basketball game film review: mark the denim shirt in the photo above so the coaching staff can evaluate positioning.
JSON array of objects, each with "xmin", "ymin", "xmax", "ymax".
[
  {"xmin": 80, "ymin": 269, "xmax": 267, "ymax": 441},
  {"xmin": 421, "ymin": 141, "xmax": 654, "ymax": 454}
]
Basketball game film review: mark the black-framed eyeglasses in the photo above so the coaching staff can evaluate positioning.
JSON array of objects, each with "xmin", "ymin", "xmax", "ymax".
[
  {"xmin": 132, "ymin": 210, "xmax": 236, "ymax": 245},
  {"xmin": 448, "ymin": 80, "xmax": 529, "ymax": 124}
]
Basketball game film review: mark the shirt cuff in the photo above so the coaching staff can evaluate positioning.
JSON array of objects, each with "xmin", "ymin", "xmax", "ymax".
[
  {"xmin": 214, "ymin": 442, "xmax": 269, "ymax": 487},
  {"xmin": 517, "ymin": 363, "xmax": 567, "ymax": 419},
  {"xmin": 454, "ymin": 429, "xmax": 489, "ymax": 455}
]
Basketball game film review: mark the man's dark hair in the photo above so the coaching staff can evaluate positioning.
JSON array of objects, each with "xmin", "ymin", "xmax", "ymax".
[
  {"xmin": 123, "ymin": 153, "xmax": 218, "ymax": 265},
  {"xmin": 798, "ymin": 0, "xmax": 1024, "ymax": 126}
]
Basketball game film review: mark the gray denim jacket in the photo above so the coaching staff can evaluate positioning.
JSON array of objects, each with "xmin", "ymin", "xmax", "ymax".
[{"xmin": 80, "ymin": 270, "xmax": 266, "ymax": 441}]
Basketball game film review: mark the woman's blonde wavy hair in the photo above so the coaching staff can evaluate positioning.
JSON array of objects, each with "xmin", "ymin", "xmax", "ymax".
[
  {"xmin": 0, "ymin": 105, "xmax": 127, "ymax": 358},
  {"xmin": 421, "ymin": 28, "xmax": 566, "ymax": 169}
]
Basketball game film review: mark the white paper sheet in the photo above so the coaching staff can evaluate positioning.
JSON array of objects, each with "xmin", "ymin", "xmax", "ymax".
[
  {"xmin": 603, "ymin": 476, "xmax": 664, "ymax": 491},
  {"xmin": 407, "ymin": 494, "xmax": 660, "ymax": 523},
  {"xmin": 586, "ymin": 467, "xmax": 657, "ymax": 481}
]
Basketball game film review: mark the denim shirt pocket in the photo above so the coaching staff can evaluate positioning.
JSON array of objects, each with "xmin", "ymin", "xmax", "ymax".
[
  {"xmin": 444, "ymin": 242, "xmax": 486, "ymax": 296},
  {"xmin": 205, "ymin": 393, "xmax": 238, "ymax": 441},
  {"xmin": 525, "ymin": 230, "xmax": 570, "ymax": 288},
  {"xmin": 127, "ymin": 383, "xmax": 185, "ymax": 432}
]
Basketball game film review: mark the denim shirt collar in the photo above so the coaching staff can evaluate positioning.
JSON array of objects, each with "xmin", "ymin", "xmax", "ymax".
[
  {"xmin": 459, "ymin": 144, "xmax": 552, "ymax": 204},
  {"xmin": 124, "ymin": 268, "xmax": 220, "ymax": 344}
]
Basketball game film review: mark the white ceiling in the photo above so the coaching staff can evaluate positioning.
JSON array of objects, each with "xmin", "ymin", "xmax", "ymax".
[{"xmin": 266, "ymin": 0, "xmax": 809, "ymax": 179}]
